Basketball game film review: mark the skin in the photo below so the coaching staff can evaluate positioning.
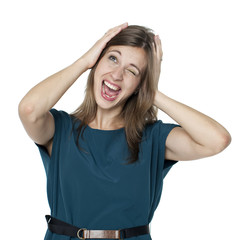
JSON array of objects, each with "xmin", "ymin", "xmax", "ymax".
[
  {"xmin": 18, "ymin": 22, "xmax": 231, "ymax": 160},
  {"xmin": 18, "ymin": 23, "xmax": 130, "ymax": 157},
  {"xmin": 89, "ymin": 45, "xmax": 146, "ymax": 130},
  {"xmin": 152, "ymin": 36, "xmax": 231, "ymax": 160}
]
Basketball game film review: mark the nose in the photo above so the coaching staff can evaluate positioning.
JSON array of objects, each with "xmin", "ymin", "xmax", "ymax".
[{"xmin": 111, "ymin": 67, "xmax": 123, "ymax": 81}]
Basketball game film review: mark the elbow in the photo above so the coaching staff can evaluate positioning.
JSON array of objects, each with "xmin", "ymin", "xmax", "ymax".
[
  {"xmin": 18, "ymin": 100, "xmax": 37, "ymax": 123},
  {"xmin": 221, "ymin": 132, "xmax": 232, "ymax": 150},
  {"xmin": 212, "ymin": 131, "xmax": 232, "ymax": 155}
]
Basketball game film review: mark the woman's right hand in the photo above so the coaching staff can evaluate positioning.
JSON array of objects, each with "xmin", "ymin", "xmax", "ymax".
[{"xmin": 81, "ymin": 22, "xmax": 128, "ymax": 69}]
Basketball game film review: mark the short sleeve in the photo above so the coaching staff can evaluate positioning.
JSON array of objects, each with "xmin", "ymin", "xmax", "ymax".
[
  {"xmin": 158, "ymin": 120, "xmax": 181, "ymax": 179},
  {"xmin": 34, "ymin": 108, "xmax": 71, "ymax": 175},
  {"xmin": 147, "ymin": 120, "xmax": 181, "ymax": 222}
]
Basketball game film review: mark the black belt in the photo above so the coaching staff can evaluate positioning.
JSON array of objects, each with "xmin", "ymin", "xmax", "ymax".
[{"xmin": 46, "ymin": 215, "xmax": 150, "ymax": 239}]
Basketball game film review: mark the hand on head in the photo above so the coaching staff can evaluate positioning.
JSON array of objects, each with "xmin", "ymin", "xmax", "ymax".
[
  {"xmin": 81, "ymin": 23, "xmax": 128, "ymax": 69},
  {"xmin": 152, "ymin": 35, "xmax": 163, "ymax": 88}
]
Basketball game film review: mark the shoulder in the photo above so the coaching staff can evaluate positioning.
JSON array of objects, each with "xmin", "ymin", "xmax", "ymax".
[
  {"xmin": 144, "ymin": 120, "xmax": 180, "ymax": 138},
  {"xmin": 48, "ymin": 108, "xmax": 76, "ymax": 136},
  {"xmin": 50, "ymin": 108, "xmax": 70, "ymax": 120},
  {"xmin": 141, "ymin": 120, "xmax": 181, "ymax": 150},
  {"xmin": 50, "ymin": 108, "xmax": 73, "ymax": 126}
]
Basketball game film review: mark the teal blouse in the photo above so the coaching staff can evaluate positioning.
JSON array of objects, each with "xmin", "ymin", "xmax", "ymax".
[{"xmin": 35, "ymin": 108, "xmax": 180, "ymax": 240}]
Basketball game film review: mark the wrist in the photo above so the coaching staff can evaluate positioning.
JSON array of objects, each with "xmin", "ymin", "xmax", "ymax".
[
  {"xmin": 153, "ymin": 90, "xmax": 165, "ymax": 108},
  {"xmin": 73, "ymin": 57, "xmax": 90, "ymax": 73}
]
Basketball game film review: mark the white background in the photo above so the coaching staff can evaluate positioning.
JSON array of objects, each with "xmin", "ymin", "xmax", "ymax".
[{"xmin": 1, "ymin": 0, "xmax": 239, "ymax": 239}]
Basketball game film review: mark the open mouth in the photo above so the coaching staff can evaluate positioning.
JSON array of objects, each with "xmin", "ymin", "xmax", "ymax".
[{"xmin": 101, "ymin": 80, "xmax": 121, "ymax": 101}]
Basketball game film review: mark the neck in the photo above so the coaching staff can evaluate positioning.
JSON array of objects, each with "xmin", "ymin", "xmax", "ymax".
[{"xmin": 88, "ymin": 107, "xmax": 124, "ymax": 130}]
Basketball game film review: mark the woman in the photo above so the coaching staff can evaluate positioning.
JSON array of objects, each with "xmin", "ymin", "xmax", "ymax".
[{"xmin": 18, "ymin": 23, "xmax": 231, "ymax": 240}]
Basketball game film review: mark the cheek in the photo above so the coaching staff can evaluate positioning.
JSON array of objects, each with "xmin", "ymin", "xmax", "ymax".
[
  {"xmin": 94, "ymin": 64, "xmax": 104, "ymax": 84},
  {"xmin": 130, "ymin": 79, "xmax": 141, "ymax": 90},
  {"xmin": 124, "ymin": 81, "xmax": 140, "ymax": 96},
  {"xmin": 94, "ymin": 60, "xmax": 104, "ymax": 77}
]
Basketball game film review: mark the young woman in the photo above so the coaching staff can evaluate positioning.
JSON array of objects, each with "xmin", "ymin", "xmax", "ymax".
[{"xmin": 18, "ymin": 23, "xmax": 231, "ymax": 240}]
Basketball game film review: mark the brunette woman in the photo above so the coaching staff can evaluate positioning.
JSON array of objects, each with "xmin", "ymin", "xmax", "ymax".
[{"xmin": 18, "ymin": 22, "xmax": 231, "ymax": 240}]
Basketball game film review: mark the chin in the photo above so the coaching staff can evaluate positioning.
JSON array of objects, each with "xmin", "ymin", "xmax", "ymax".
[{"xmin": 95, "ymin": 96, "xmax": 124, "ymax": 111}]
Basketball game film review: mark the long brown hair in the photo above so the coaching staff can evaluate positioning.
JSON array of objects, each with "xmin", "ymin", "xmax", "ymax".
[{"xmin": 70, "ymin": 25, "xmax": 158, "ymax": 164}]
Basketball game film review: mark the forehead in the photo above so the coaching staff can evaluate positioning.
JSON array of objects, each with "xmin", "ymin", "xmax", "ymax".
[{"xmin": 107, "ymin": 45, "xmax": 147, "ymax": 70}]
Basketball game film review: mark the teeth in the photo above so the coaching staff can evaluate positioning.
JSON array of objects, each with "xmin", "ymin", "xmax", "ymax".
[
  {"xmin": 102, "ymin": 82, "xmax": 118, "ymax": 98},
  {"xmin": 104, "ymin": 81, "xmax": 120, "ymax": 91}
]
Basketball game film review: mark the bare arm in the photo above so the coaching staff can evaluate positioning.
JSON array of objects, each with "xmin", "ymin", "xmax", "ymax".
[
  {"xmin": 18, "ymin": 57, "xmax": 89, "ymax": 141},
  {"xmin": 152, "ymin": 35, "xmax": 231, "ymax": 161},
  {"xmin": 154, "ymin": 91, "xmax": 231, "ymax": 160},
  {"xmin": 18, "ymin": 23, "xmax": 128, "ymax": 155}
]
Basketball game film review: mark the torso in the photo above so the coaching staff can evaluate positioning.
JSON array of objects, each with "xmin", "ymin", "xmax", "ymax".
[{"xmin": 44, "ymin": 138, "xmax": 53, "ymax": 157}]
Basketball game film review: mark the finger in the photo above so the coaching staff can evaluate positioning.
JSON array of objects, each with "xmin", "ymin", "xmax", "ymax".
[
  {"xmin": 153, "ymin": 35, "xmax": 160, "ymax": 51},
  {"xmin": 116, "ymin": 22, "xmax": 128, "ymax": 29},
  {"xmin": 154, "ymin": 35, "xmax": 163, "ymax": 60},
  {"xmin": 101, "ymin": 23, "xmax": 128, "ymax": 46},
  {"xmin": 112, "ymin": 22, "xmax": 128, "ymax": 31},
  {"xmin": 95, "ymin": 23, "xmax": 128, "ymax": 55},
  {"xmin": 104, "ymin": 22, "xmax": 128, "ymax": 36},
  {"xmin": 154, "ymin": 35, "xmax": 162, "ymax": 49}
]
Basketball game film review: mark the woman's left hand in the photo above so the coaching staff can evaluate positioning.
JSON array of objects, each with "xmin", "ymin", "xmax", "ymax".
[{"xmin": 153, "ymin": 35, "xmax": 163, "ymax": 88}]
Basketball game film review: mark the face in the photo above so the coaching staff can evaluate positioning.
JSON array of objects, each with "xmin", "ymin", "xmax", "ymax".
[{"xmin": 93, "ymin": 45, "xmax": 147, "ymax": 112}]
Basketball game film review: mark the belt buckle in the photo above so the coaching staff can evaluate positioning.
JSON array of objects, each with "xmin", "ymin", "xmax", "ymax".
[
  {"xmin": 77, "ymin": 228, "xmax": 87, "ymax": 239},
  {"xmin": 118, "ymin": 229, "xmax": 124, "ymax": 240}
]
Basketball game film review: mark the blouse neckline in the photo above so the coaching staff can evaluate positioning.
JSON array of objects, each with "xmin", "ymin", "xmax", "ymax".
[{"xmin": 86, "ymin": 124, "xmax": 125, "ymax": 133}]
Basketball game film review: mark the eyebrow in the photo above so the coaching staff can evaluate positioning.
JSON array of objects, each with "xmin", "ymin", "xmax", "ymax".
[{"xmin": 109, "ymin": 50, "xmax": 141, "ymax": 74}]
